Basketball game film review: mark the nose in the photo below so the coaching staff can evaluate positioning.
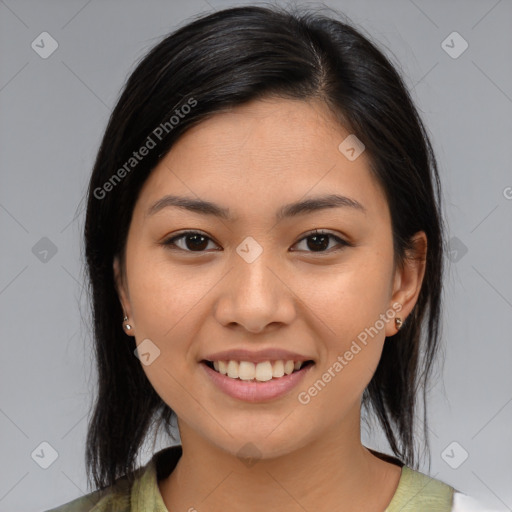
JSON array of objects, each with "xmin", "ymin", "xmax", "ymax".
[{"xmin": 213, "ymin": 248, "xmax": 296, "ymax": 333}]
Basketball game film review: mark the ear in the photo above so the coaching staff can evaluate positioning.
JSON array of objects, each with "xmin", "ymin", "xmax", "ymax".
[
  {"xmin": 113, "ymin": 256, "xmax": 133, "ymax": 328},
  {"xmin": 385, "ymin": 231, "xmax": 427, "ymax": 336}
]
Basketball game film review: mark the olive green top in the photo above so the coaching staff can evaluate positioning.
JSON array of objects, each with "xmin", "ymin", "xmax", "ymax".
[{"xmin": 46, "ymin": 445, "xmax": 455, "ymax": 511}]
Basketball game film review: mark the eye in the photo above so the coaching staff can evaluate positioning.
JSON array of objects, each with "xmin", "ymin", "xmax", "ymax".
[
  {"xmin": 292, "ymin": 229, "xmax": 350, "ymax": 253},
  {"xmin": 161, "ymin": 229, "xmax": 350, "ymax": 254},
  {"xmin": 162, "ymin": 230, "xmax": 220, "ymax": 252}
]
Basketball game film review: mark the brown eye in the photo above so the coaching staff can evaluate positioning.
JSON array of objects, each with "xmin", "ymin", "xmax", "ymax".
[
  {"xmin": 162, "ymin": 229, "xmax": 350, "ymax": 254},
  {"xmin": 292, "ymin": 230, "xmax": 349, "ymax": 253},
  {"xmin": 162, "ymin": 231, "xmax": 218, "ymax": 252}
]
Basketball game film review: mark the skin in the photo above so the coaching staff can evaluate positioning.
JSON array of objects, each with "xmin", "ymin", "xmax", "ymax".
[{"xmin": 114, "ymin": 97, "xmax": 427, "ymax": 511}]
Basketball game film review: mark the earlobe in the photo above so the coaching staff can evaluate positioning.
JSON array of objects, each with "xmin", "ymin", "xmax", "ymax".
[{"xmin": 386, "ymin": 231, "xmax": 427, "ymax": 336}]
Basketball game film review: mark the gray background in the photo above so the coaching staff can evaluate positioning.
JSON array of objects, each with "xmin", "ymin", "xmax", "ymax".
[{"xmin": 1, "ymin": 0, "xmax": 511, "ymax": 510}]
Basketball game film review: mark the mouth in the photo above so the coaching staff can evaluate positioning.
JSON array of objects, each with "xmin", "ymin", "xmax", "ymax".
[
  {"xmin": 201, "ymin": 359, "xmax": 315, "ymax": 382},
  {"xmin": 201, "ymin": 358, "xmax": 315, "ymax": 402}
]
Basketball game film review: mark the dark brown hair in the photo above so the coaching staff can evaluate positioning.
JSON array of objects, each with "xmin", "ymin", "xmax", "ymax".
[{"xmin": 83, "ymin": 4, "xmax": 446, "ymax": 491}]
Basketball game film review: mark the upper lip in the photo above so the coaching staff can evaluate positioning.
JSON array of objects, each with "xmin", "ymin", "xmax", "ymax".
[{"xmin": 202, "ymin": 349, "xmax": 314, "ymax": 364}]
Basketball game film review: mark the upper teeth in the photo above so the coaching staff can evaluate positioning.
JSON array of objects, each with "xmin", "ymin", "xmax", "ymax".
[{"xmin": 212, "ymin": 360, "xmax": 304, "ymax": 381}]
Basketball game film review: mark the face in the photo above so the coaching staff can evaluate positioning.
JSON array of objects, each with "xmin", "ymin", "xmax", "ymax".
[{"xmin": 114, "ymin": 97, "xmax": 426, "ymax": 460}]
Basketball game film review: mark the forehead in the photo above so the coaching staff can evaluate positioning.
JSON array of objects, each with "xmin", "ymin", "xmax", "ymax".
[
  {"xmin": 134, "ymin": 97, "xmax": 388, "ymax": 223},
  {"xmin": 163, "ymin": 97, "xmax": 350, "ymax": 168}
]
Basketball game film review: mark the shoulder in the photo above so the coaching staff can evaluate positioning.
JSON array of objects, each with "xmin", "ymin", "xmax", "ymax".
[
  {"xmin": 44, "ymin": 475, "xmax": 132, "ymax": 511},
  {"xmin": 386, "ymin": 465, "xmax": 456, "ymax": 511},
  {"xmin": 44, "ymin": 445, "xmax": 182, "ymax": 512}
]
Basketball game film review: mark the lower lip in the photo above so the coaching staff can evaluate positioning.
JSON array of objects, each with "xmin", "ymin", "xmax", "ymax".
[{"xmin": 201, "ymin": 362, "xmax": 314, "ymax": 403}]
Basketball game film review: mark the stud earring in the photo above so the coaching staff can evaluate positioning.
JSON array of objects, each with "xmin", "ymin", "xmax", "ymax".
[
  {"xmin": 395, "ymin": 317, "xmax": 403, "ymax": 331},
  {"xmin": 123, "ymin": 315, "xmax": 132, "ymax": 331}
]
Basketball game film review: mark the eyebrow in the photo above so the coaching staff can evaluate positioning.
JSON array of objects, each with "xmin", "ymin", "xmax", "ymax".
[{"xmin": 146, "ymin": 193, "xmax": 366, "ymax": 221}]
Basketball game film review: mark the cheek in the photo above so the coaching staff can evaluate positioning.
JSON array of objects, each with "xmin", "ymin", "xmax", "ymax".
[
  {"xmin": 303, "ymin": 254, "xmax": 392, "ymax": 397},
  {"xmin": 124, "ymin": 253, "xmax": 208, "ymax": 377},
  {"xmin": 128, "ymin": 255, "xmax": 214, "ymax": 339},
  {"xmin": 301, "ymin": 257, "xmax": 393, "ymax": 341},
  {"xmin": 126, "ymin": 259, "xmax": 204, "ymax": 415}
]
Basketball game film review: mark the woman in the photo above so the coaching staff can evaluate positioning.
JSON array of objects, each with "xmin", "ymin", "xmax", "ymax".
[{"xmin": 47, "ymin": 5, "xmax": 489, "ymax": 511}]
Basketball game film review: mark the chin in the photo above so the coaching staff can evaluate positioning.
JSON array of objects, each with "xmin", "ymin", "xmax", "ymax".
[{"xmin": 206, "ymin": 423, "xmax": 314, "ymax": 463}]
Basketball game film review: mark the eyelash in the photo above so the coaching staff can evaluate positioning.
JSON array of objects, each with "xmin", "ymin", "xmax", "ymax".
[{"xmin": 161, "ymin": 229, "xmax": 351, "ymax": 254}]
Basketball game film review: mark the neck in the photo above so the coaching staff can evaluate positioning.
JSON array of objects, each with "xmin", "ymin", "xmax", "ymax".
[{"xmin": 158, "ymin": 408, "xmax": 402, "ymax": 512}]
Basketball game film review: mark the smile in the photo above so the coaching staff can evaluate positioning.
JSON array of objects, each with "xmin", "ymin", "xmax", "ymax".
[
  {"xmin": 201, "ymin": 359, "xmax": 315, "ymax": 402},
  {"xmin": 205, "ymin": 359, "xmax": 314, "ymax": 382}
]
